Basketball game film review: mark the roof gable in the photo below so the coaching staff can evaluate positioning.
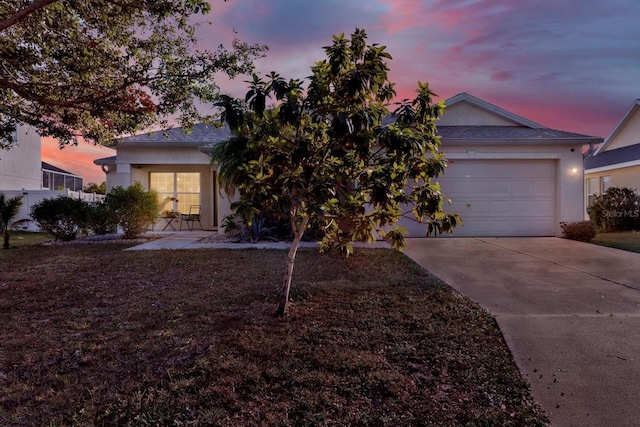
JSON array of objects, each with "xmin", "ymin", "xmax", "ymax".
[
  {"xmin": 594, "ymin": 99, "xmax": 640, "ymax": 154},
  {"xmin": 119, "ymin": 123, "xmax": 230, "ymax": 146},
  {"xmin": 438, "ymin": 92, "xmax": 545, "ymax": 128}
]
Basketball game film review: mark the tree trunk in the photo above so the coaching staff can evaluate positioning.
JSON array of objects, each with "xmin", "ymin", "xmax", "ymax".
[
  {"xmin": 3, "ymin": 228, "xmax": 9, "ymax": 250},
  {"xmin": 277, "ymin": 215, "xmax": 310, "ymax": 316}
]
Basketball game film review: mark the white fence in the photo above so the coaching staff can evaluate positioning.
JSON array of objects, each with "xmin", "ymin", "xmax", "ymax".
[{"xmin": 2, "ymin": 189, "xmax": 106, "ymax": 232}]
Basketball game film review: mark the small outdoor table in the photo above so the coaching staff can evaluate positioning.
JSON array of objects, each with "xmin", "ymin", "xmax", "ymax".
[{"xmin": 161, "ymin": 215, "xmax": 178, "ymax": 231}]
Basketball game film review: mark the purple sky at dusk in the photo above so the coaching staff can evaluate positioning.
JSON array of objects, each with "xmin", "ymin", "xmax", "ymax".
[{"xmin": 47, "ymin": 0, "xmax": 640, "ymax": 184}]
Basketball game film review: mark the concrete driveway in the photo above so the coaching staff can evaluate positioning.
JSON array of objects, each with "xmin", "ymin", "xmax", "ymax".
[{"xmin": 403, "ymin": 237, "xmax": 640, "ymax": 427}]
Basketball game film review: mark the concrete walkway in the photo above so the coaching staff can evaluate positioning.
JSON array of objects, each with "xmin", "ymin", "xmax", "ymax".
[
  {"xmin": 126, "ymin": 231, "xmax": 390, "ymax": 250},
  {"xmin": 403, "ymin": 237, "xmax": 640, "ymax": 427}
]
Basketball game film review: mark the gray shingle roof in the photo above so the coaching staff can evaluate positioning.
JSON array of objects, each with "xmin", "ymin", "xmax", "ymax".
[
  {"xmin": 42, "ymin": 161, "xmax": 81, "ymax": 177},
  {"xmin": 120, "ymin": 123, "xmax": 231, "ymax": 145},
  {"xmin": 585, "ymin": 144, "xmax": 640, "ymax": 170},
  {"xmin": 438, "ymin": 126, "xmax": 600, "ymax": 143}
]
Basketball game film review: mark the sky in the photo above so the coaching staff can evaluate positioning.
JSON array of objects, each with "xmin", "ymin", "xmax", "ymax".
[{"xmin": 44, "ymin": 0, "xmax": 640, "ymax": 184}]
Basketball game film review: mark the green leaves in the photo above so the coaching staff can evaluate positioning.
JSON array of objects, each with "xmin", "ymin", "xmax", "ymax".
[
  {"xmin": 0, "ymin": 1, "xmax": 267, "ymax": 147},
  {"xmin": 215, "ymin": 28, "xmax": 460, "ymax": 256}
]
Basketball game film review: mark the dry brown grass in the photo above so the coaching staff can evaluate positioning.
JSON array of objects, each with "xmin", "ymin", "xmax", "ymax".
[{"xmin": 0, "ymin": 243, "xmax": 548, "ymax": 426}]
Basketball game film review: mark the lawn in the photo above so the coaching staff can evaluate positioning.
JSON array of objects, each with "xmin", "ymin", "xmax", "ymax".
[
  {"xmin": 592, "ymin": 230, "xmax": 640, "ymax": 253},
  {"xmin": 0, "ymin": 243, "xmax": 548, "ymax": 426}
]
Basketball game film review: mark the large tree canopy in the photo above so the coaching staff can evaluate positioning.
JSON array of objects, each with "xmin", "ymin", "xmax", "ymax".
[
  {"xmin": 213, "ymin": 29, "xmax": 461, "ymax": 315},
  {"xmin": 0, "ymin": 0, "xmax": 266, "ymax": 148}
]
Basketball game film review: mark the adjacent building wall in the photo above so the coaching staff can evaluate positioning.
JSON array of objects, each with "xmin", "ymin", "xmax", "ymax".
[{"xmin": 0, "ymin": 125, "xmax": 42, "ymax": 190}]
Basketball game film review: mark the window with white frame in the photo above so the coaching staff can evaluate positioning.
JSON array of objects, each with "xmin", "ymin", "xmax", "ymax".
[
  {"xmin": 586, "ymin": 177, "xmax": 597, "ymax": 206},
  {"xmin": 600, "ymin": 176, "xmax": 611, "ymax": 193},
  {"xmin": 150, "ymin": 172, "xmax": 200, "ymax": 214}
]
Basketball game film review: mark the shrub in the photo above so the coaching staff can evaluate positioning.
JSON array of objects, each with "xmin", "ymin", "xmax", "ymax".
[
  {"xmin": 87, "ymin": 202, "xmax": 117, "ymax": 235},
  {"xmin": 30, "ymin": 196, "xmax": 90, "ymax": 241},
  {"xmin": 589, "ymin": 187, "xmax": 640, "ymax": 232},
  {"xmin": 105, "ymin": 183, "xmax": 160, "ymax": 239},
  {"xmin": 560, "ymin": 221, "xmax": 597, "ymax": 242}
]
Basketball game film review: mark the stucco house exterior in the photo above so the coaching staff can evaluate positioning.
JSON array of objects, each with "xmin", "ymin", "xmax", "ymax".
[
  {"xmin": 96, "ymin": 92, "xmax": 601, "ymax": 237},
  {"xmin": 584, "ymin": 99, "xmax": 640, "ymax": 210},
  {"xmin": 0, "ymin": 125, "xmax": 42, "ymax": 191}
]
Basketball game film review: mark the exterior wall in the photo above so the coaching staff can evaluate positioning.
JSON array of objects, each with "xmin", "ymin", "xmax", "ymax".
[
  {"xmin": 442, "ymin": 143, "xmax": 585, "ymax": 236},
  {"xmin": 438, "ymin": 102, "xmax": 518, "ymax": 126},
  {"xmin": 0, "ymin": 125, "xmax": 42, "ymax": 190},
  {"xmin": 604, "ymin": 108, "xmax": 640, "ymax": 151}
]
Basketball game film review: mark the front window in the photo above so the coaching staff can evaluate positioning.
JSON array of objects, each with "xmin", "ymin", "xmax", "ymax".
[
  {"xmin": 586, "ymin": 177, "xmax": 597, "ymax": 207},
  {"xmin": 601, "ymin": 176, "xmax": 611, "ymax": 193},
  {"xmin": 150, "ymin": 172, "xmax": 200, "ymax": 214}
]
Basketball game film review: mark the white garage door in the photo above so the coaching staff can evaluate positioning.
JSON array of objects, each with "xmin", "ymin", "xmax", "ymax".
[{"xmin": 400, "ymin": 159, "xmax": 556, "ymax": 237}]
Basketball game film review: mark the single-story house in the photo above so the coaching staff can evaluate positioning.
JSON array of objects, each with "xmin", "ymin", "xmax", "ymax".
[
  {"xmin": 584, "ymin": 99, "xmax": 640, "ymax": 210},
  {"xmin": 95, "ymin": 92, "xmax": 601, "ymax": 237}
]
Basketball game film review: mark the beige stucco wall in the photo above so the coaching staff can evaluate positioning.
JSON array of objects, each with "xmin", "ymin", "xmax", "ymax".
[
  {"xmin": 438, "ymin": 102, "xmax": 518, "ymax": 126},
  {"xmin": 0, "ymin": 125, "xmax": 42, "ymax": 190},
  {"xmin": 442, "ymin": 143, "xmax": 585, "ymax": 236},
  {"xmin": 604, "ymin": 108, "xmax": 640, "ymax": 151},
  {"xmin": 585, "ymin": 166, "xmax": 640, "ymax": 219}
]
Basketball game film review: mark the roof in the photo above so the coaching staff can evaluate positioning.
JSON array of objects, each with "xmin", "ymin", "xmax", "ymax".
[
  {"xmin": 438, "ymin": 126, "xmax": 600, "ymax": 145},
  {"xmin": 584, "ymin": 144, "xmax": 640, "ymax": 171},
  {"xmin": 119, "ymin": 123, "xmax": 231, "ymax": 146},
  {"xmin": 93, "ymin": 155, "xmax": 117, "ymax": 166},
  {"xmin": 444, "ymin": 92, "xmax": 546, "ymax": 128},
  {"xmin": 593, "ymin": 99, "xmax": 640, "ymax": 155},
  {"xmin": 42, "ymin": 161, "xmax": 81, "ymax": 177}
]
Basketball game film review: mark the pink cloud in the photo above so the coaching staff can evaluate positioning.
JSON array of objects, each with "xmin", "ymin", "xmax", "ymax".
[{"xmin": 41, "ymin": 137, "xmax": 114, "ymax": 185}]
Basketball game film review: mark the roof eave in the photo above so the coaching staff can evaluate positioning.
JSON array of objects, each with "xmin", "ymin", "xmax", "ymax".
[{"xmin": 443, "ymin": 137, "xmax": 602, "ymax": 146}]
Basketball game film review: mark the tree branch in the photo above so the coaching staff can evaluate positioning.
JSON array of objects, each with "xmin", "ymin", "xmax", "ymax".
[{"xmin": 0, "ymin": 0, "xmax": 60, "ymax": 32}]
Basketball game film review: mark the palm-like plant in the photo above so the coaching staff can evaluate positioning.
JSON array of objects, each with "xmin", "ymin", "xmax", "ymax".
[{"xmin": 0, "ymin": 193, "xmax": 24, "ymax": 249}]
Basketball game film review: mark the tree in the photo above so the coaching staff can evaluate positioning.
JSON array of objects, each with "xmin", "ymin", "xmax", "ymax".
[
  {"xmin": 0, "ymin": 193, "xmax": 23, "ymax": 249},
  {"xmin": 84, "ymin": 182, "xmax": 107, "ymax": 195},
  {"xmin": 213, "ymin": 29, "xmax": 461, "ymax": 315},
  {"xmin": 0, "ymin": 0, "xmax": 266, "ymax": 148}
]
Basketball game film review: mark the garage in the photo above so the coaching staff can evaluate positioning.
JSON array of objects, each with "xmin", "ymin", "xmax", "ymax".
[
  {"xmin": 394, "ymin": 93, "xmax": 601, "ymax": 238},
  {"xmin": 400, "ymin": 159, "xmax": 557, "ymax": 237}
]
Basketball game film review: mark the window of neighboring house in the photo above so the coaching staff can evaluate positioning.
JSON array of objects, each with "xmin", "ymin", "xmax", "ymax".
[
  {"xmin": 586, "ymin": 177, "xmax": 597, "ymax": 207},
  {"xmin": 150, "ymin": 172, "xmax": 200, "ymax": 214},
  {"xmin": 601, "ymin": 176, "xmax": 611, "ymax": 193}
]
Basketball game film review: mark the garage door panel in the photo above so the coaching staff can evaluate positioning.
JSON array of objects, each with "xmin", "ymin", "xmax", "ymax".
[{"xmin": 399, "ymin": 159, "xmax": 556, "ymax": 237}]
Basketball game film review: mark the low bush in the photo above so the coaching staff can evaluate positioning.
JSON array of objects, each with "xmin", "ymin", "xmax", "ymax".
[
  {"xmin": 105, "ymin": 183, "xmax": 160, "ymax": 239},
  {"xmin": 87, "ymin": 202, "xmax": 117, "ymax": 235},
  {"xmin": 560, "ymin": 220, "xmax": 597, "ymax": 242},
  {"xmin": 589, "ymin": 187, "xmax": 640, "ymax": 232},
  {"xmin": 30, "ymin": 196, "xmax": 90, "ymax": 241}
]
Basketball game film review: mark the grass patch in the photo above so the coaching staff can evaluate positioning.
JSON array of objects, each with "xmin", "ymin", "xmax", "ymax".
[
  {"xmin": 0, "ymin": 231, "xmax": 49, "ymax": 251},
  {"xmin": 592, "ymin": 230, "xmax": 640, "ymax": 253},
  {"xmin": 0, "ymin": 245, "xmax": 548, "ymax": 426}
]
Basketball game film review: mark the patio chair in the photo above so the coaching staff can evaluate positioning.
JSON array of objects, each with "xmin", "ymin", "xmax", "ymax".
[{"xmin": 179, "ymin": 205, "xmax": 203, "ymax": 231}]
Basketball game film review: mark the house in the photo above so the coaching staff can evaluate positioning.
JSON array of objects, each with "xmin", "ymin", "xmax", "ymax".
[
  {"xmin": 0, "ymin": 125, "xmax": 42, "ymax": 191},
  {"xmin": 584, "ymin": 99, "xmax": 640, "ymax": 210},
  {"xmin": 396, "ymin": 93, "xmax": 601, "ymax": 237},
  {"xmin": 41, "ymin": 161, "xmax": 84, "ymax": 191},
  {"xmin": 96, "ymin": 93, "xmax": 601, "ymax": 237},
  {"xmin": 94, "ymin": 125, "xmax": 233, "ymax": 231}
]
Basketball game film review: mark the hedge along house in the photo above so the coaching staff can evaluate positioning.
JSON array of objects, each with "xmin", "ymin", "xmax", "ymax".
[
  {"xmin": 584, "ymin": 99, "xmax": 640, "ymax": 212},
  {"xmin": 94, "ymin": 124, "xmax": 232, "ymax": 231},
  {"xmin": 95, "ymin": 93, "xmax": 601, "ymax": 237},
  {"xmin": 396, "ymin": 93, "xmax": 601, "ymax": 237}
]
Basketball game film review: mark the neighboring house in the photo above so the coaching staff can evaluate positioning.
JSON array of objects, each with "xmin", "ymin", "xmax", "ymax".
[
  {"xmin": 584, "ymin": 99, "xmax": 640, "ymax": 212},
  {"xmin": 95, "ymin": 93, "xmax": 601, "ymax": 237},
  {"xmin": 42, "ymin": 161, "xmax": 84, "ymax": 191},
  {"xmin": 0, "ymin": 125, "xmax": 42, "ymax": 190}
]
